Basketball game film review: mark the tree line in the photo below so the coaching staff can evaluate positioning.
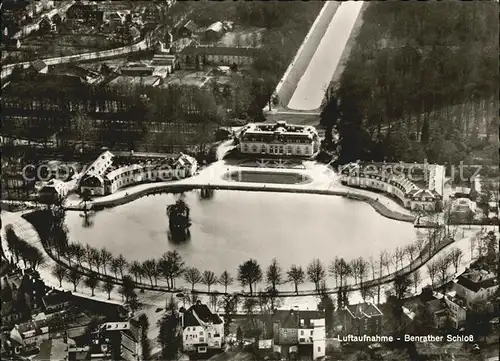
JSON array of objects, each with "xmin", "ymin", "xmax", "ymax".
[{"xmin": 322, "ymin": 1, "xmax": 498, "ymax": 166}]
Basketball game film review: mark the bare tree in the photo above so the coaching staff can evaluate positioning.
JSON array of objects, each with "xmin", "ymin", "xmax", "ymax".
[
  {"xmin": 85, "ymin": 273, "xmax": 100, "ymax": 297},
  {"xmin": 436, "ymin": 255, "xmax": 451, "ymax": 286},
  {"xmin": 266, "ymin": 258, "xmax": 282, "ymax": 293},
  {"xmin": 102, "ymin": 281, "xmax": 114, "ymax": 300},
  {"xmin": 307, "ymin": 259, "xmax": 326, "ymax": 291},
  {"xmin": 328, "ymin": 257, "xmax": 339, "ymax": 287},
  {"xmin": 415, "ymin": 235, "xmax": 426, "ymax": 259},
  {"xmin": 394, "ymin": 247, "xmax": 406, "ymax": 269},
  {"xmin": 426, "ymin": 260, "xmax": 438, "ymax": 287},
  {"xmin": 202, "ymin": 270, "xmax": 217, "ymax": 292},
  {"xmin": 287, "ymin": 265, "xmax": 305, "ymax": 295},
  {"xmin": 66, "ymin": 269, "xmax": 82, "ymax": 292},
  {"xmin": 380, "ymin": 250, "xmax": 392, "ymax": 275},
  {"xmin": 448, "ymin": 248, "xmax": 463, "ymax": 274},
  {"xmin": 183, "ymin": 267, "xmax": 202, "ymax": 291},
  {"xmin": 412, "ymin": 269, "xmax": 422, "ymax": 294},
  {"xmin": 142, "ymin": 259, "xmax": 159, "ymax": 286},
  {"xmin": 218, "ymin": 270, "xmax": 234, "ymax": 294},
  {"xmin": 115, "ymin": 254, "xmax": 128, "ymax": 278},
  {"xmin": 100, "ymin": 248, "xmax": 113, "ymax": 276},
  {"xmin": 52, "ymin": 264, "xmax": 67, "ymax": 287},
  {"xmin": 405, "ymin": 244, "xmax": 417, "ymax": 263}
]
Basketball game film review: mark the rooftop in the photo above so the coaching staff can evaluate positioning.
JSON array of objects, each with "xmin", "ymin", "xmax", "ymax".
[
  {"xmin": 272, "ymin": 309, "xmax": 325, "ymax": 329},
  {"xmin": 344, "ymin": 302, "xmax": 383, "ymax": 320},
  {"xmin": 456, "ymin": 269, "xmax": 498, "ymax": 292}
]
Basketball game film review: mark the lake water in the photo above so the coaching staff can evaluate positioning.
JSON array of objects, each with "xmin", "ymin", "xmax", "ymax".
[{"xmin": 65, "ymin": 190, "xmax": 416, "ymax": 280}]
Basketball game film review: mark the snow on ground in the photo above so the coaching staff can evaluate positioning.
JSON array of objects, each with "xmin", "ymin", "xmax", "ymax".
[{"xmin": 287, "ymin": 1, "xmax": 363, "ymax": 111}]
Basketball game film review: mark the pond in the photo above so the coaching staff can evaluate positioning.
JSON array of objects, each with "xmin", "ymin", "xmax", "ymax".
[
  {"xmin": 222, "ymin": 170, "xmax": 312, "ymax": 184},
  {"xmin": 65, "ymin": 190, "xmax": 416, "ymax": 288}
]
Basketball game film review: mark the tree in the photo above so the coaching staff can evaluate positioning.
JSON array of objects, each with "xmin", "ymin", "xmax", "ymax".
[
  {"xmin": 85, "ymin": 273, "xmax": 100, "ymax": 297},
  {"xmin": 183, "ymin": 267, "xmax": 202, "ymax": 291},
  {"xmin": 411, "ymin": 303, "xmax": 435, "ymax": 335},
  {"xmin": 159, "ymin": 251, "xmax": 185, "ymax": 289},
  {"xmin": 237, "ymin": 259, "xmax": 263, "ymax": 295},
  {"xmin": 218, "ymin": 294, "xmax": 239, "ymax": 336},
  {"xmin": 120, "ymin": 275, "xmax": 136, "ymax": 302},
  {"xmin": 448, "ymin": 248, "xmax": 463, "ymax": 273},
  {"xmin": 138, "ymin": 314, "xmax": 151, "ymax": 361},
  {"xmin": 405, "ymin": 244, "xmax": 417, "ymax": 263},
  {"xmin": 129, "ymin": 261, "xmax": 143, "ymax": 283},
  {"xmin": 158, "ymin": 297, "xmax": 181, "ymax": 361},
  {"xmin": 25, "ymin": 246, "xmax": 44, "ymax": 270},
  {"xmin": 412, "ymin": 269, "xmax": 422, "ymax": 294},
  {"xmin": 393, "ymin": 274, "xmax": 412, "ymax": 300},
  {"xmin": 73, "ymin": 110, "xmax": 93, "ymax": 153},
  {"xmin": 66, "ymin": 269, "xmax": 82, "ymax": 292},
  {"xmin": 426, "ymin": 260, "xmax": 438, "ymax": 286},
  {"xmin": 435, "ymin": 255, "xmax": 451, "ymax": 285},
  {"xmin": 333, "ymin": 257, "xmax": 351, "ymax": 287},
  {"xmin": 307, "ymin": 258, "xmax": 326, "ymax": 291},
  {"xmin": 72, "ymin": 243, "xmax": 86, "ymax": 266},
  {"xmin": 287, "ymin": 265, "xmax": 305, "ymax": 295},
  {"xmin": 52, "ymin": 264, "xmax": 67, "ymax": 287},
  {"xmin": 100, "ymin": 248, "xmax": 113, "ymax": 276},
  {"xmin": 266, "ymin": 258, "xmax": 282, "ymax": 293},
  {"xmin": 350, "ymin": 257, "xmax": 368, "ymax": 285},
  {"xmin": 115, "ymin": 254, "xmax": 127, "ymax": 278},
  {"xmin": 102, "ymin": 281, "xmax": 114, "ymax": 300},
  {"xmin": 201, "ymin": 270, "xmax": 217, "ymax": 292},
  {"xmin": 218, "ymin": 270, "xmax": 234, "ymax": 294},
  {"xmin": 142, "ymin": 259, "xmax": 159, "ymax": 286}
]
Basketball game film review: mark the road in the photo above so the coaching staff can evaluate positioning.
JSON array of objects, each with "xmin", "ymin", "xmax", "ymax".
[{"xmin": 287, "ymin": 1, "xmax": 363, "ymax": 111}]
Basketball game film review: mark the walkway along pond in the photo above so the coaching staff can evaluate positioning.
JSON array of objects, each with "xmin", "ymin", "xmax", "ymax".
[{"xmin": 7, "ymin": 209, "xmax": 454, "ymax": 300}]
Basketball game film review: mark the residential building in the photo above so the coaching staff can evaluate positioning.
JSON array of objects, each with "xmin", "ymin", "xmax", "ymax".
[
  {"xmin": 178, "ymin": 45, "xmax": 258, "ymax": 68},
  {"xmin": 272, "ymin": 309, "xmax": 326, "ymax": 360},
  {"xmin": 180, "ymin": 301, "xmax": 224, "ymax": 356},
  {"xmin": 339, "ymin": 302, "xmax": 383, "ymax": 336},
  {"xmin": 205, "ymin": 21, "xmax": 224, "ymax": 41},
  {"xmin": 66, "ymin": 2, "xmax": 103, "ymax": 23},
  {"xmin": 108, "ymin": 75, "xmax": 162, "ymax": 88},
  {"xmin": 453, "ymin": 269, "xmax": 499, "ymax": 307},
  {"xmin": 449, "ymin": 198, "xmax": 477, "ymax": 223},
  {"xmin": 38, "ymin": 179, "xmax": 68, "ymax": 203},
  {"xmin": 239, "ymin": 121, "xmax": 321, "ymax": 157},
  {"xmin": 94, "ymin": 321, "xmax": 142, "ymax": 361},
  {"xmin": 42, "ymin": 290, "xmax": 72, "ymax": 314},
  {"xmin": 177, "ymin": 20, "xmax": 198, "ymax": 38},
  {"xmin": 340, "ymin": 162, "xmax": 445, "ymax": 211},
  {"xmin": 119, "ymin": 66, "xmax": 154, "ymax": 77},
  {"xmin": 142, "ymin": 3, "xmax": 164, "ymax": 23},
  {"xmin": 10, "ymin": 319, "xmax": 50, "ymax": 353},
  {"xmin": 29, "ymin": 60, "xmax": 48, "ymax": 74},
  {"xmin": 425, "ymin": 291, "xmax": 467, "ymax": 329}
]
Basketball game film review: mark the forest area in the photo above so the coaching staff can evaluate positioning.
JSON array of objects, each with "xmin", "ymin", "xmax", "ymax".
[{"xmin": 321, "ymin": 0, "xmax": 499, "ymax": 169}]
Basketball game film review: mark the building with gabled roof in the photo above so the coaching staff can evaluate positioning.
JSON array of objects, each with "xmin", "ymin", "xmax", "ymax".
[
  {"xmin": 271, "ymin": 308, "xmax": 326, "ymax": 360},
  {"xmin": 454, "ymin": 269, "xmax": 499, "ymax": 307},
  {"xmin": 339, "ymin": 302, "xmax": 383, "ymax": 336},
  {"xmin": 180, "ymin": 301, "xmax": 224, "ymax": 356},
  {"xmin": 10, "ymin": 319, "xmax": 50, "ymax": 353}
]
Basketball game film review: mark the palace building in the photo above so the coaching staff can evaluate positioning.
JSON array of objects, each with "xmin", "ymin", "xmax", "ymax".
[
  {"xmin": 239, "ymin": 121, "xmax": 320, "ymax": 157},
  {"xmin": 340, "ymin": 161, "xmax": 445, "ymax": 212}
]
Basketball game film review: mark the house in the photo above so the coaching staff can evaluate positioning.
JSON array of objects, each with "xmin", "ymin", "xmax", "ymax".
[
  {"xmin": 425, "ymin": 291, "xmax": 467, "ymax": 329},
  {"xmin": 177, "ymin": 20, "xmax": 198, "ymax": 38},
  {"xmin": 449, "ymin": 198, "xmax": 477, "ymax": 223},
  {"xmin": 205, "ymin": 21, "xmax": 225, "ymax": 41},
  {"xmin": 42, "ymin": 290, "xmax": 72, "ymax": 313},
  {"xmin": 1, "ymin": 273, "xmax": 24, "ymax": 325},
  {"xmin": 174, "ymin": 153, "xmax": 198, "ymax": 177},
  {"xmin": 178, "ymin": 45, "xmax": 259, "ymax": 68},
  {"xmin": 66, "ymin": 2, "xmax": 103, "ymax": 23},
  {"xmin": 105, "ymin": 11, "xmax": 126, "ymax": 27},
  {"xmin": 180, "ymin": 301, "xmax": 224, "ymax": 356},
  {"xmin": 453, "ymin": 269, "xmax": 499, "ymax": 307},
  {"xmin": 29, "ymin": 60, "xmax": 48, "ymax": 74},
  {"xmin": 38, "ymin": 179, "xmax": 68, "ymax": 204},
  {"xmin": 10, "ymin": 319, "xmax": 50, "ymax": 353},
  {"xmin": 272, "ymin": 309, "xmax": 326, "ymax": 360},
  {"xmin": 339, "ymin": 302, "xmax": 383, "ymax": 336},
  {"xmin": 108, "ymin": 75, "xmax": 161, "ymax": 88},
  {"xmin": 128, "ymin": 26, "xmax": 141, "ymax": 43},
  {"xmin": 142, "ymin": 3, "xmax": 164, "ymax": 23},
  {"xmin": 152, "ymin": 54, "xmax": 176, "ymax": 67},
  {"xmin": 94, "ymin": 321, "xmax": 142, "ymax": 361},
  {"xmin": 120, "ymin": 66, "xmax": 154, "ymax": 77},
  {"xmin": 453, "ymin": 186, "xmax": 472, "ymax": 199}
]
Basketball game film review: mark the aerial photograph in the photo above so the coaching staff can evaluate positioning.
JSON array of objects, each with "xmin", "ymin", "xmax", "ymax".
[{"xmin": 1, "ymin": 0, "xmax": 499, "ymax": 360}]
